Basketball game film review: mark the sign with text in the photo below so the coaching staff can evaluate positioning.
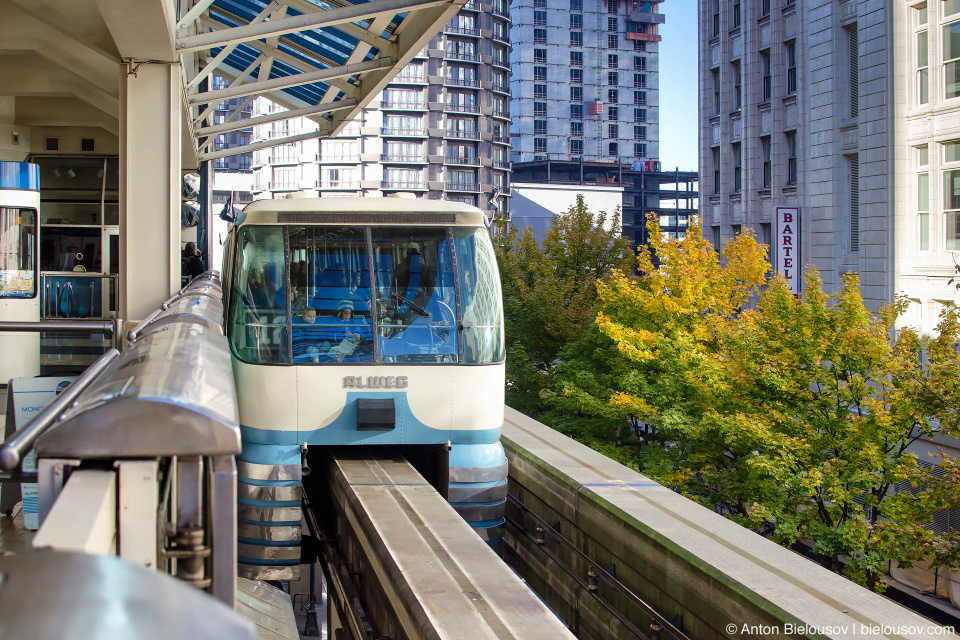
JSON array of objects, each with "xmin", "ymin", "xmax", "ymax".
[{"xmin": 775, "ymin": 207, "xmax": 801, "ymax": 295}]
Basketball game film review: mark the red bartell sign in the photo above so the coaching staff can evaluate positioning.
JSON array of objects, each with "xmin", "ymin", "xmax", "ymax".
[{"xmin": 775, "ymin": 207, "xmax": 800, "ymax": 295}]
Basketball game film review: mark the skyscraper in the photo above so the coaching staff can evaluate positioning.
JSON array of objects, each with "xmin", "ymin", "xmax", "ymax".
[
  {"xmin": 250, "ymin": 0, "xmax": 512, "ymax": 216},
  {"xmin": 510, "ymin": 0, "xmax": 662, "ymax": 164}
]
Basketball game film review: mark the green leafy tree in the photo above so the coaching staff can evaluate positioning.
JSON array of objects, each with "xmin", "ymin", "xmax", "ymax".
[
  {"xmin": 494, "ymin": 196, "xmax": 633, "ymax": 415},
  {"xmin": 549, "ymin": 214, "xmax": 960, "ymax": 590}
]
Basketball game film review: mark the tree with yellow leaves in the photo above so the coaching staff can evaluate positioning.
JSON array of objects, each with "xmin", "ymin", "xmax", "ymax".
[{"xmin": 549, "ymin": 214, "xmax": 960, "ymax": 590}]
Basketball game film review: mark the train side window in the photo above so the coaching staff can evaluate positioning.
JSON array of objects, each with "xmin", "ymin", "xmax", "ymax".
[
  {"xmin": 227, "ymin": 226, "xmax": 289, "ymax": 364},
  {"xmin": 372, "ymin": 227, "xmax": 457, "ymax": 363},
  {"xmin": 0, "ymin": 207, "xmax": 37, "ymax": 298},
  {"xmin": 453, "ymin": 228, "xmax": 504, "ymax": 364}
]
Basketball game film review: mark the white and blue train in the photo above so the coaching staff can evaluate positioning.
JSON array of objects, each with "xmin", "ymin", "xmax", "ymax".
[{"xmin": 221, "ymin": 197, "xmax": 507, "ymax": 580}]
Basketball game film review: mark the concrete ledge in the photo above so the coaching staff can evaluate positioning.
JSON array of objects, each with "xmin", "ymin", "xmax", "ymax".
[{"xmin": 502, "ymin": 407, "xmax": 951, "ymax": 640}]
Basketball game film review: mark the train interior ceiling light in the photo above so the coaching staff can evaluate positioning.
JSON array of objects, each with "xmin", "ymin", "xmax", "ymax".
[{"xmin": 178, "ymin": 0, "xmax": 469, "ymax": 162}]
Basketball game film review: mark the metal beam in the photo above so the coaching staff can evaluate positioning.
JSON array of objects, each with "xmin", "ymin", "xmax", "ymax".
[
  {"xmin": 198, "ymin": 15, "xmax": 360, "ymax": 98},
  {"xmin": 192, "ymin": 54, "xmax": 267, "ymax": 129},
  {"xmin": 186, "ymin": 2, "xmax": 279, "ymax": 91},
  {"xmin": 186, "ymin": 57, "xmax": 393, "ymax": 104},
  {"xmin": 176, "ymin": 0, "xmax": 221, "ymax": 32},
  {"xmin": 199, "ymin": 126, "xmax": 352, "ymax": 162},
  {"xmin": 195, "ymin": 99, "xmax": 357, "ymax": 136},
  {"xmin": 176, "ymin": 0, "xmax": 449, "ymax": 54}
]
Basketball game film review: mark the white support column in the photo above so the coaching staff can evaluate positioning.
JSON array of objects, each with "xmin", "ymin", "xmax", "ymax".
[
  {"xmin": 119, "ymin": 63, "xmax": 182, "ymax": 326},
  {"xmin": 118, "ymin": 460, "xmax": 159, "ymax": 570},
  {"xmin": 33, "ymin": 470, "xmax": 117, "ymax": 556}
]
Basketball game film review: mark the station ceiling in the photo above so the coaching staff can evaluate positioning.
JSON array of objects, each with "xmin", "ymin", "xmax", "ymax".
[{"xmin": 0, "ymin": 0, "xmax": 466, "ymax": 163}]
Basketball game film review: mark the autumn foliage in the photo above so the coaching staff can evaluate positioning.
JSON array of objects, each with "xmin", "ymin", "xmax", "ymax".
[{"xmin": 507, "ymin": 208, "xmax": 960, "ymax": 591}]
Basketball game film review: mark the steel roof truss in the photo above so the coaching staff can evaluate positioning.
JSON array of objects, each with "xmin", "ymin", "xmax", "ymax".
[
  {"xmin": 280, "ymin": 0, "xmax": 394, "ymax": 50},
  {"xmin": 176, "ymin": 0, "xmax": 448, "ymax": 55},
  {"xmin": 197, "ymin": 14, "xmax": 360, "ymax": 98},
  {"xmin": 185, "ymin": 2, "xmax": 279, "ymax": 92},
  {"xmin": 192, "ymin": 53, "xmax": 267, "ymax": 127},
  {"xmin": 199, "ymin": 124, "xmax": 356, "ymax": 162},
  {"xmin": 195, "ymin": 98, "xmax": 357, "ymax": 137},
  {"xmin": 185, "ymin": 56, "xmax": 392, "ymax": 105}
]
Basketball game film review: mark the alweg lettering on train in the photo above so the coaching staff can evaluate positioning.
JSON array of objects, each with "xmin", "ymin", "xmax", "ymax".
[{"xmin": 343, "ymin": 376, "xmax": 408, "ymax": 389}]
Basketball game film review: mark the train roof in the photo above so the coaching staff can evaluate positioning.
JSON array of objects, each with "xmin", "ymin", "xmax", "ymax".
[{"xmin": 237, "ymin": 197, "xmax": 487, "ymax": 227}]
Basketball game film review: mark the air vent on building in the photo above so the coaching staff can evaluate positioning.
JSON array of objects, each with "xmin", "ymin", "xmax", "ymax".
[
  {"xmin": 45, "ymin": 137, "xmax": 59, "ymax": 151},
  {"xmin": 81, "ymin": 138, "xmax": 95, "ymax": 152}
]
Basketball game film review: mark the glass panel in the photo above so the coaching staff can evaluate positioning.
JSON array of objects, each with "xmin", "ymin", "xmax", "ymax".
[
  {"xmin": 39, "ymin": 227, "xmax": 102, "ymax": 272},
  {"xmin": 947, "ymin": 0, "xmax": 960, "ymax": 17},
  {"xmin": 919, "ymin": 31, "xmax": 928, "ymax": 67},
  {"xmin": 920, "ymin": 145, "xmax": 930, "ymax": 166},
  {"xmin": 945, "ymin": 23, "xmax": 960, "ymax": 98},
  {"xmin": 289, "ymin": 226, "xmax": 372, "ymax": 363},
  {"xmin": 946, "ymin": 141, "xmax": 960, "ymax": 163},
  {"xmin": 918, "ymin": 172, "xmax": 930, "ymax": 212},
  {"xmin": 374, "ymin": 228, "xmax": 458, "ymax": 363},
  {"xmin": 453, "ymin": 228, "xmax": 504, "ymax": 364},
  {"xmin": 227, "ymin": 226, "xmax": 288, "ymax": 364},
  {"xmin": 920, "ymin": 213, "xmax": 930, "ymax": 250},
  {"xmin": 0, "ymin": 208, "xmax": 36, "ymax": 297},
  {"xmin": 947, "ymin": 212, "xmax": 960, "ymax": 251}
]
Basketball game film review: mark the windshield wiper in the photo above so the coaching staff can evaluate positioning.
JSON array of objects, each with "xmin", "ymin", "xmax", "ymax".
[{"xmin": 391, "ymin": 291, "xmax": 431, "ymax": 318}]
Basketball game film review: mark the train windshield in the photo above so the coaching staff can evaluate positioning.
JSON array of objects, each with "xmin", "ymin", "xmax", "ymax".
[
  {"xmin": 228, "ymin": 224, "xmax": 504, "ymax": 365},
  {"xmin": 0, "ymin": 207, "xmax": 37, "ymax": 298}
]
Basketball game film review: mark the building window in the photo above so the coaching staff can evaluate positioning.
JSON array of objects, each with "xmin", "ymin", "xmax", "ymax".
[
  {"xmin": 571, "ymin": 139, "xmax": 584, "ymax": 155},
  {"xmin": 609, "ymin": 34, "xmax": 619, "ymax": 49},
  {"xmin": 534, "ymin": 48, "xmax": 546, "ymax": 63},
  {"xmin": 534, "ymin": 120, "xmax": 547, "ymax": 135},
  {"xmin": 848, "ymin": 26, "xmax": 859, "ymax": 115},
  {"xmin": 713, "ymin": 0, "xmax": 720, "ymax": 37},
  {"xmin": 609, "ymin": 142, "xmax": 619, "ymax": 156},
  {"xmin": 733, "ymin": 60, "xmax": 742, "ymax": 109},
  {"xmin": 634, "ymin": 143, "xmax": 647, "ymax": 158},
  {"xmin": 571, "ymin": 51, "xmax": 583, "ymax": 66},
  {"xmin": 534, "ymin": 0, "xmax": 546, "ymax": 7},
  {"xmin": 634, "ymin": 125, "xmax": 646, "ymax": 140},
  {"xmin": 918, "ymin": 25, "xmax": 929, "ymax": 105},
  {"xmin": 761, "ymin": 0, "xmax": 770, "ymax": 17},
  {"xmin": 634, "ymin": 73, "xmax": 646, "ymax": 88},
  {"xmin": 572, "ymin": 122, "xmax": 583, "ymax": 137},
  {"xmin": 608, "ymin": 124, "xmax": 619, "ymax": 138},
  {"xmin": 571, "ymin": 86, "xmax": 583, "ymax": 102},
  {"xmin": 634, "ymin": 108, "xmax": 646, "ymax": 122},
  {"xmin": 634, "ymin": 39, "xmax": 646, "ymax": 51},
  {"xmin": 712, "ymin": 68, "xmax": 720, "ymax": 114},
  {"xmin": 919, "ymin": 170, "xmax": 931, "ymax": 250},
  {"xmin": 608, "ymin": 72, "xmax": 619, "ymax": 85},
  {"xmin": 944, "ymin": 141, "xmax": 960, "ymax": 249},
  {"xmin": 608, "ymin": 0, "xmax": 617, "ymax": 14},
  {"xmin": 571, "ymin": 31, "xmax": 583, "ymax": 46},
  {"xmin": 634, "ymin": 56, "xmax": 646, "ymax": 71},
  {"xmin": 534, "ymin": 102, "xmax": 547, "ymax": 116},
  {"xmin": 215, "ymin": 157, "xmax": 228, "ymax": 169},
  {"xmin": 733, "ymin": 0, "xmax": 741, "ymax": 28},
  {"xmin": 571, "ymin": 104, "xmax": 583, "ymax": 119},
  {"xmin": 713, "ymin": 146, "xmax": 721, "ymax": 194},
  {"xmin": 608, "ymin": 106, "xmax": 619, "ymax": 120},
  {"xmin": 240, "ymin": 155, "xmax": 251, "ymax": 170},
  {"xmin": 849, "ymin": 153, "xmax": 860, "ymax": 251},
  {"xmin": 786, "ymin": 130, "xmax": 797, "ymax": 185},
  {"xmin": 571, "ymin": 68, "xmax": 583, "ymax": 83},
  {"xmin": 570, "ymin": 0, "xmax": 582, "ymax": 10},
  {"xmin": 634, "ymin": 91, "xmax": 646, "ymax": 105},
  {"xmin": 946, "ymin": 22, "xmax": 960, "ymax": 99},
  {"xmin": 608, "ymin": 17, "xmax": 618, "ymax": 31},
  {"xmin": 732, "ymin": 142, "xmax": 742, "ymax": 192},
  {"xmin": 761, "ymin": 136, "xmax": 771, "ymax": 188},
  {"xmin": 608, "ymin": 89, "xmax": 619, "ymax": 103},
  {"xmin": 534, "ymin": 10, "xmax": 547, "ymax": 25},
  {"xmin": 608, "ymin": 54, "xmax": 619, "ymax": 69},
  {"xmin": 571, "ymin": 14, "xmax": 582, "ymax": 29},
  {"xmin": 534, "ymin": 28, "xmax": 546, "ymax": 44},
  {"xmin": 786, "ymin": 41, "xmax": 797, "ymax": 95},
  {"xmin": 534, "ymin": 83, "xmax": 547, "ymax": 99},
  {"xmin": 534, "ymin": 138, "xmax": 547, "ymax": 153},
  {"xmin": 761, "ymin": 49, "xmax": 771, "ymax": 101},
  {"xmin": 534, "ymin": 66, "xmax": 547, "ymax": 82}
]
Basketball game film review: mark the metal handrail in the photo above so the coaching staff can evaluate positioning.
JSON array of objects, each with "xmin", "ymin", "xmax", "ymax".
[
  {"xmin": 126, "ymin": 308, "xmax": 164, "ymax": 343},
  {"xmin": 0, "ymin": 348, "xmax": 120, "ymax": 471},
  {"xmin": 0, "ymin": 319, "xmax": 124, "ymax": 352}
]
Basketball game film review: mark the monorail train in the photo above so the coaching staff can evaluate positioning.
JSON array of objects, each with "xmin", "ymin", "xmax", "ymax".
[{"xmin": 220, "ymin": 197, "xmax": 507, "ymax": 580}]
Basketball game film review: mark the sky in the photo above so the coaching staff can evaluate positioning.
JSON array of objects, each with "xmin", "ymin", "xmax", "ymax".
[{"xmin": 657, "ymin": 0, "xmax": 699, "ymax": 172}]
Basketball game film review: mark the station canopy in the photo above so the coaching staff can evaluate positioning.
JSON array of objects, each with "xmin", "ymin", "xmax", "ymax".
[{"xmin": 177, "ymin": 0, "xmax": 467, "ymax": 162}]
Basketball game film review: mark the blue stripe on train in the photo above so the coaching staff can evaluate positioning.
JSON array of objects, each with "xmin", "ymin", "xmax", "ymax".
[
  {"xmin": 238, "ymin": 536, "xmax": 301, "ymax": 547},
  {"xmin": 239, "ymin": 391, "xmax": 502, "ymax": 447}
]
